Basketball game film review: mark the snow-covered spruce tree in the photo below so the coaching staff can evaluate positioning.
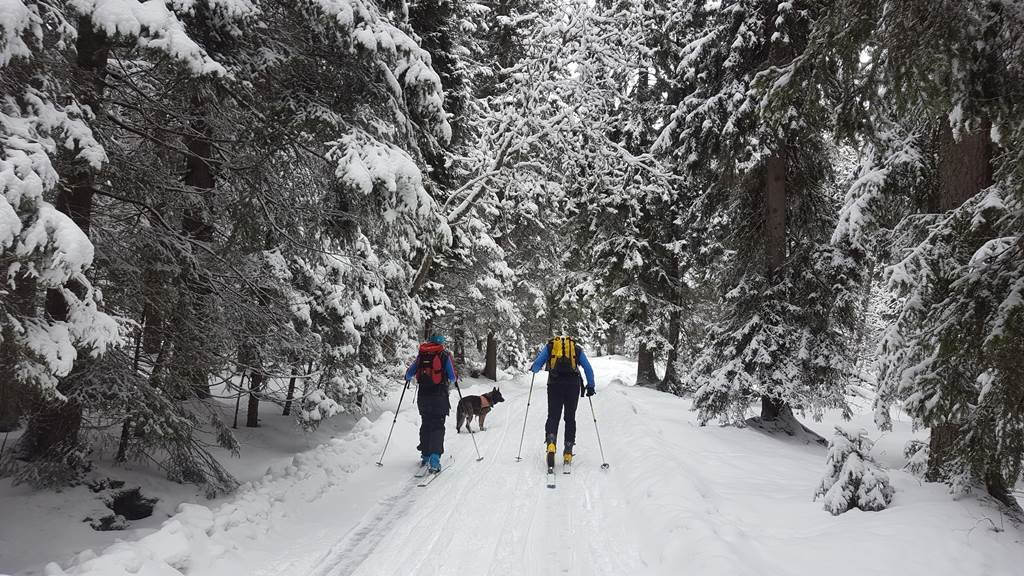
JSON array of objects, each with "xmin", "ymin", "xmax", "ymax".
[
  {"xmin": 815, "ymin": 426, "xmax": 894, "ymax": 515},
  {"xmin": 0, "ymin": 65, "xmax": 121, "ymax": 449},
  {"xmin": 3, "ymin": 0, "xmax": 452, "ymax": 490},
  {"xmin": 656, "ymin": 0, "xmax": 863, "ymax": 427},
  {"xmin": 823, "ymin": 1, "xmax": 1024, "ymax": 509},
  {"xmin": 2, "ymin": 0, "xmax": 228, "ymax": 483}
]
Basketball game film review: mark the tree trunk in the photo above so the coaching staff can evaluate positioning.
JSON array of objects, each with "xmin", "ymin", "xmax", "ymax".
[
  {"xmin": 933, "ymin": 122, "xmax": 993, "ymax": 212},
  {"xmin": 19, "ymin": 16, "xmax": 109, "ymax": 461},
  {"xmin": 0, "ymin": 273, "xmax": 35, "ymax": 432},
  {"xmin": 761, "ymin": 148, "xmax": 792, "ymax": 420},
  {"xmin": 926, "ymin": 422, "xmax": 958, "ymax": 482},
  {"xmin": 606, "ymin": 324, "xmax": 618, "ymax": 356},
  {"xmin": 246, "ymin": 369, "xmax": 263, "ymax": 428},
  {"xmin": 546, "ymin": 292, "xmax": 557, "ymax": 337},
  {"xmin": 454, "ymin": 329, "xmax": 466, "ymax": 365},
  {"xmin": 636, "ymin": 342, "xmax": 659, "ymax": 386},
  {"xmin": 141, "ymin": 279, "xmax": 164, "ymax": 355},
  {"xmin": 484, "ymin": 332, "xmax": 497, "ymax": 381},
  {"xmin": 924, "ymin": 123, "xmax": 994, "ymax": 492},
  {"xmin": 760, "ymin": 395, "xmax": 795, "ymax": 421},
  {"xmin": 180, "ymin": 93, "xmax": 217, "ymax": 399},
  {"xmin": 764, "ymin": 150, "xmax": 787, "ymax": 277},
  {"xmin": 659, "ymin": 309, "xmax": 681, "ymax": 392},
  {"xmin": 282, "ymin": 359, "xmax": 301, "ymax": 416}
]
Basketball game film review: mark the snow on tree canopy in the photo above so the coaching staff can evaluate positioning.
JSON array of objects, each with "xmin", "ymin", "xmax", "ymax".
[
  {"xmin": 330, "ymin": 134, "xmax": 436, "ymax": 223},
  {"xmin": 0, "ymin": 0, "xmax": 37, "ymax": 66},
  {"xmin": 1, "ymin": 89, "xmax": 122, "ymax": 397},
  {"xmin": 69, "ymin": 0, "xmax": 227, "ymax": 75}
]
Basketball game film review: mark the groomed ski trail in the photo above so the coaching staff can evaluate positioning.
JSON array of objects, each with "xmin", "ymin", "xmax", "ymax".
[
  {"xmin": 250, "ymin": 358, "xmax": 1024, "ymax": 576},
  {"xmin": 298, "ymin": 375, "xmax": 650, "ymax": 576}
]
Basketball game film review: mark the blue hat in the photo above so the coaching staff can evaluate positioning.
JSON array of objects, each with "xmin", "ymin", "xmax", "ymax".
[{"xmin": 428, "ymin": 334, "xmax": 446, "ymax": 345}]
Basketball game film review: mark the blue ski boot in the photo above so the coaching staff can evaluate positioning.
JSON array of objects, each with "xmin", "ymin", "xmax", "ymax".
[{"xmin": 428, "ymin": 453, "xmax": 442, "ymax": 473}]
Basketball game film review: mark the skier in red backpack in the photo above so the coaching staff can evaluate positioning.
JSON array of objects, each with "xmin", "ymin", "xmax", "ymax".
[{"xmin": 404, "ymin": 334, "xmax": 457, "ymax": 473}]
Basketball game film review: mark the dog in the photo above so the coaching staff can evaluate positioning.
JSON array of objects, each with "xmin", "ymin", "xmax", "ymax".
[{"xmin": 455, "ymin": 387, "xmax": 505, "ymax": 433}]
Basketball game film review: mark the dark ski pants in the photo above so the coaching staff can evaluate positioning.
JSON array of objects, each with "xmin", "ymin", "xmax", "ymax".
[
  {"xmin": 417, "ymin": 389, "xmax": 450, "ymax": 455},
  {"xmin": 545, "ymin": 376, "xmax": 581, "ymax": 446}
]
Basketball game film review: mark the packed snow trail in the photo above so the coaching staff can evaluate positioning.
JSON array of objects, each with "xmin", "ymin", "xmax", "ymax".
[{"xmin": 34, "ymin": 357, "xmax": 1024, "ymax": 576}]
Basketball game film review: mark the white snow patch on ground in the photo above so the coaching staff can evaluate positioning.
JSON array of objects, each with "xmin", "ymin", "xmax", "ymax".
[{"xmin": 5, "ymin": 357, "xmax": 1024, "ymax": 576}]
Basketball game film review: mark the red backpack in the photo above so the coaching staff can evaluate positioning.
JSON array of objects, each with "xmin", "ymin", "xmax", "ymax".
[{"xmin": 416, "ymin": 343, "xmax": 448, "ymax": 386}]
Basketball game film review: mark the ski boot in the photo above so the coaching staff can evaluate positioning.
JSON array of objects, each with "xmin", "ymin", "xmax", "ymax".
[
  {"xmin": 428, "ymin": 453, "xmax": 442, "ymax": 473},
  {"xmin": 420, "ymin": 452, "xmax": 430, "ymax": 467},
  {"xmin": 563, "ymin": 442, "xmax": 574, "ymax": 465},
  {"xmin": 545, "ymin": 434, "xmax": 557, "ymax": 470}
]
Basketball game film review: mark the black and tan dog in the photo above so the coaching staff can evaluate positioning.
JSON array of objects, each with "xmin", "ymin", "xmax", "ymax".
[{"xmin": 455, "ymin": 387, "xmax": 505, "ymax": 433}]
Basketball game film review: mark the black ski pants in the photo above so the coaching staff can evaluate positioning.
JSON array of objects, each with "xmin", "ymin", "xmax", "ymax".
[
  {"xmin": 417, "ymin": 387, "xmax": 450, "ymax": 455},
  {"xmin": 545, "ymin": 374, "xmax": 581, "ymax": 446}
]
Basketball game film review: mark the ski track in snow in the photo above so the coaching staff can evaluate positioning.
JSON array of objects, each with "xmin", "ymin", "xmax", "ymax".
[{"xmin": 306, "ymin": 382, "xmax": 650, "ymax": 576}]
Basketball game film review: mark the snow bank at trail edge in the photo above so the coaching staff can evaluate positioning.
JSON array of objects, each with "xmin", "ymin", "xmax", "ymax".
[{"xmin": 27, "ymin": 416, "xmax": 392, "ymax": 576}]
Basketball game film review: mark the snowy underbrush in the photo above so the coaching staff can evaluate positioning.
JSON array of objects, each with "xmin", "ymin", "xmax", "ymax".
[
  {"xmin": 29, "ymin": 416, "xmax": 391, "ymax": 576},
  {"xmin": 0, "ymin": 383, "xmax": 392, "ymax": 575}
]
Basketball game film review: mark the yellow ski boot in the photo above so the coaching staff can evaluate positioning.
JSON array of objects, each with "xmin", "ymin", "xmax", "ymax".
[{"xmin": 545, "ymin": 435, "xmax": 557, "ymax": 475}]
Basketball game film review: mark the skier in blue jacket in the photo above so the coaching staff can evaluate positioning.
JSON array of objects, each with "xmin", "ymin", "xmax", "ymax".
[
  {"xmin": 405, "ymin": 334, "xmax": 457, "ymax": 472},
  {"xmin": 530, "ymin": 336, "xmax": 595, "ymax": 464}
]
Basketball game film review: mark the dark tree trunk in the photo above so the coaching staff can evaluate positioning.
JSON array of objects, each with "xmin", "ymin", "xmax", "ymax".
[
  {"xmin": 546, "ymin": 292, "xmax": 557, "ymax": 337},
  {"xmin": 179, "ymin": 93, "xmax": 217, "ymax": 399},
  {"xmin": 636, "ymin": 343, "xmax": 659, "ymax": 386},
  {"xmin": 283, "ymin": 359, "xmax": 301, "ymax": 416},
  {"xmin": 141, "ymin": 278, "xmax": 164, "ymax": 355},
  {"xmin": 760, "ymin": 395, "xmax": 794, "ymax": 421},
  {"xmin": 659, "ymin": 309, "xmax": 681, "ymax": 393},
  {"xmin": 0, "ymin": 273, "xmax": 35, "ymax": 432},
  {"xmin": 985, "ymin": 468, "xmax": 1024, "ymax": 514},
  {"xmin": 606, "ymin": 324, "xmax": 618, "ymax": 356},
  {"xmin": 246, "ymin": 369, "xmax": 263, "ymax": 428},
  {"xmin": 116, "ymin": 325, "xmax": 147, "ymax": 462},
  {"xmin": 933, "ymin": 122, "xmax": 993, "ymax": 212},
  {"xmin": 484, "ymin": 332, "xmax": 497, "ymax": 381},
  {"xmin": 925, "ymin": 124, "xmax": 996, "ymax": 497},
  {"xmin": 116, "ymin": 418, "xmax": 132, "ymax": 463},
  {"xmin": 19, "ymin": 16, "xmax": 108, "ymax": 461},
  {"xmin": 926, "ymin": 422, "xmax": 958, "ymax": 482},
  {"xmin": 454, "ymin": 329, "xmax": 466, "ymax": 365},
  {"xmin": 760, "ymin": 148, "xmax": 792, "ymax": 420},
  {"xmin": 764, "ymin": 150, "xmax": 787, "ymax": 277}
]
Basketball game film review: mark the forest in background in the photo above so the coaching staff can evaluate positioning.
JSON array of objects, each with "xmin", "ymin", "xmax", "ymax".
[{"xmin": 1, "ymin": 0, "xmax": 1023, "ymax": 512}]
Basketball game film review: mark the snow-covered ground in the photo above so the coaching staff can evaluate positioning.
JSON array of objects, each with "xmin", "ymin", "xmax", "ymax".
[{"xmin": 4, "ymin": 356, "xmax": 1023, "ymax": 576}]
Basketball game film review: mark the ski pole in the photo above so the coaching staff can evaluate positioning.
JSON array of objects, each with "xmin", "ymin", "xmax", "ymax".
[
  {"xmin": 588, "ymin": 396, "xmax": 610, "ymax": 469},
  {"xmin": 376, "ymin": 380, "xmax": 409, "ymax": 466},
  {"xmin": 515, "ymin": 373, "xmax": 536, "ymax": 462},
  {"xmin": 454, "ymin": 380, "xmax": 484, "ymax": 461}
]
